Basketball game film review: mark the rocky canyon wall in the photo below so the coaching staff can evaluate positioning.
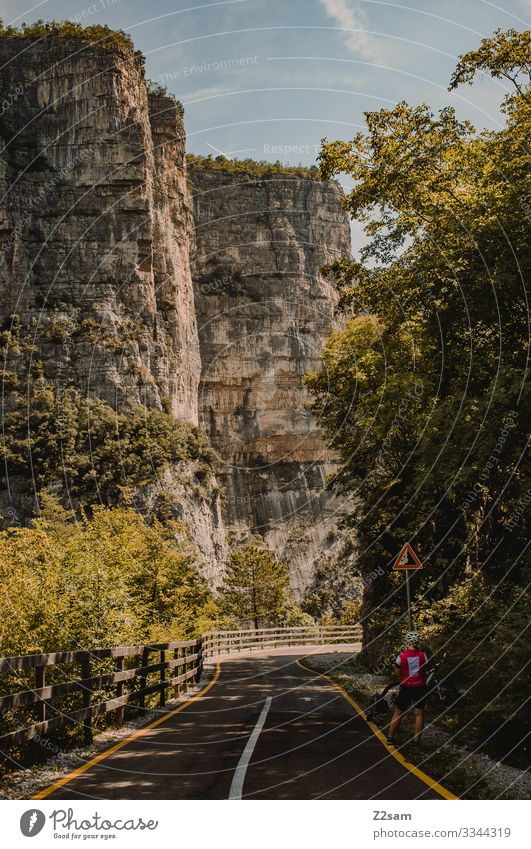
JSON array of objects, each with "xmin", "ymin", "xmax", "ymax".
[
  {"xmin": 0, "ymin": 31, "xmax": 355, "ymax": 595},
  {"xmin": 189, "ymin": 163, "xmax": 353, "ymax": 595},
  {"xmin": 0, "ymin": 35, "xmax": 225, "ymax": 581},
  {"xmin": 0, "ymin": 36, "xmax": 198, "ymax": 418}
]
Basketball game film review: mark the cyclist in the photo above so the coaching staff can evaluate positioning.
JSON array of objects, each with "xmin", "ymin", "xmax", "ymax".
[{"xmin": 387, "ymin": 631, "xmax": 429, "ymax": 748}]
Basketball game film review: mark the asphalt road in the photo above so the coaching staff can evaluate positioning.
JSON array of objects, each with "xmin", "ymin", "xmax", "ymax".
[{"xmin": 37, "ymin": 645, "xmax": 452, "ymax": 800}]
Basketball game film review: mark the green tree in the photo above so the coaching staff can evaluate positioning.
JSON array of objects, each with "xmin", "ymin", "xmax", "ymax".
[
  {"xmin": 0, "ymin": 497, "xmax": 219, "ymax": 656},
  {"xmin": 220, "ymin": 542, "xmax": 290, "ymax": 628},
  {"xmin": 306, "ymin": 29, "xmax": 530, "ymax": 758},
  {"xmin": 449, "ymin": 28, "xmax": 531, "ymax": 105}
]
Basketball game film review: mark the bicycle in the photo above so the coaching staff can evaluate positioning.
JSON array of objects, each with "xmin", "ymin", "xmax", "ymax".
[{"xmin": 365, "ymin": 652, "xmax": 461, "ymax": 724}]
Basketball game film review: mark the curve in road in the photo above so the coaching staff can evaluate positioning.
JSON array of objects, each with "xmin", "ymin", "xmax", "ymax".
[{"xmin": 33, "ymin": 645, "xmax": 457, "ymax": 801}]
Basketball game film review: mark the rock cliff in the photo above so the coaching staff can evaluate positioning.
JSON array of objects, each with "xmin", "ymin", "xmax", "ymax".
[
  {"xmin": 0, "ymin": 34, "xmax": 225, "ymax": 581},
  {"xmin": 189, "ymin": 162, "xmax": 353, "ymax": 595},
  {"xmin": 0, "ymin": 31, "xmax": 354, "ymax": 594},
  {"xmin": 0, "ymin": 36, "xmax": 198, "ymax": 418}
]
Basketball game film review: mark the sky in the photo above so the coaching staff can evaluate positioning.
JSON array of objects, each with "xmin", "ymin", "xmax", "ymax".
[{"xmin": 1, "ymin": 0, "xmax": 530, "ymax": 250}]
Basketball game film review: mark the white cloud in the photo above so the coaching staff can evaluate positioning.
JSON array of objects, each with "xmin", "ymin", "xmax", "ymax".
[{"xmin": 318, "ymin": 0, "xmax": 381, "ymax": 61}]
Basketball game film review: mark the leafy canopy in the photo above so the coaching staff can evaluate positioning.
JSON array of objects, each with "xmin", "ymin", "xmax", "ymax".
[
  {"xmin": 307, "ymin": 30, "xmax": 530, "ymax": 759},
  {"xmin": 449, "ymin": 28, "xmax": 531, "ymax": 106},
  {"xmin": 0, "ymin": 497, "xmax": 219, "ymax": 657}
]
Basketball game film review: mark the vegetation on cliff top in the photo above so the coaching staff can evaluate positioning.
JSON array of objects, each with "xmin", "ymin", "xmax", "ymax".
[
  {"xmin": 0, "ymin": 19, "xmax": 135, "ymax": 55},
  {"xmin": 187, "ymin": 153, "xmax": 321, "ymax": 179}
]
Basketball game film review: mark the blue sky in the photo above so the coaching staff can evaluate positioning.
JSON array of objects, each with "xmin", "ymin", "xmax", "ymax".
[
  {"xmin": 2, "ymin": 0, "xmax": 529, "ymax": 251},
  {"xmin": 3, "ymin": 0, "xmax": 529, "ymax": 160}
]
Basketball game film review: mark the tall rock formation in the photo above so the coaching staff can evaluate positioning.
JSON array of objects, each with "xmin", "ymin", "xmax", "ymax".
[
  {"xmin": 0, "ymin": 35, "xmax": 198, "ymax": 418},
  {"xmin": 0, "ymin": 30, "xmax": 356, "ymax": 595},
  {"xmin": 0, "ymin": 33, "xmax": 225, "ymax": 581},
  {"xmin": 189, "ymin": 162, "xmax": 353, "ymax": 595}
]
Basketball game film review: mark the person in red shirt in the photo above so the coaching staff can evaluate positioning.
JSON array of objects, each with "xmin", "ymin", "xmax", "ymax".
[{"xmin": 387, "ymin": 631, "xmax": 429, "ymax": 748}]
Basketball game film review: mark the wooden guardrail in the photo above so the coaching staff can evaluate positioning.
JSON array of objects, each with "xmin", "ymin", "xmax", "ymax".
[
  {"xmin": 202, "ymin": 624, "xmax": 362, "ymax": 658},
  {"xmin": 0, "ymin": 639, "xmax": 202, "ymax": 753},
  {"xmin": 0, "ymin": 626, "xmax": 361, "ymax": 757}
]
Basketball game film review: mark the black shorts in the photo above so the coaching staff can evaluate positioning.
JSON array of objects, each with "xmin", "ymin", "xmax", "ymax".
[{"xmin": 396, "ymin": 684, "xmax": 428, "ymax": 711}]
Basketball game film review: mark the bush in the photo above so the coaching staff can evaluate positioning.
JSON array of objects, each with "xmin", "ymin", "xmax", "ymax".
[
  {"xmin": 0, "ymin": 19, "xmax": 134, "ymax": 55},
  {"xmin": 187, "ymin": 153, "xmax": 322, "ymax": 180}
]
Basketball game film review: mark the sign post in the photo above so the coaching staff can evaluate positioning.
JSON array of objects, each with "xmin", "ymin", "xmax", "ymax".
[
  {"xmin": 392, "ymin": 542, "xmax": 423, "ymax": 630},
  {"xmin": 405, "ymin": 570, "xmax": 412, "ymax": 630}
]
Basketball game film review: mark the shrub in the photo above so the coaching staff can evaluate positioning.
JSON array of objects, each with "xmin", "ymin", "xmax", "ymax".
[
  {"xmin": 187, "ymin": 153, "xmax": 322, "ymax": 180},
  {"xmin": 0, "ymin": 19, "xmax": 134, "ymax": 55}
]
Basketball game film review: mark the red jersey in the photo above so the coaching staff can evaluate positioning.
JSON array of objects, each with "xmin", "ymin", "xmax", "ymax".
[{"xmin": 395, "ymin": 649, "xmax": 428, "ymax": 686}]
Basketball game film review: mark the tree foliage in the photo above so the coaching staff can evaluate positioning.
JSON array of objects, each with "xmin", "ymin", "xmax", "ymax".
[
  {"xmin": 0, "ymin": 19, "xmax": 134, "ymax": 55},
  {"xmin": 1, "ymin": 386, "xmax": 217, "ymax": 508},
  {"xmin": 449, "ymin": 28, "xmax": 531, "ymax": 105},
  {"xmin": 308, "ymin": 29, "xmax": 530, "ymax": 759},
  {"xmin": 0, "ymin": 497, "xmax": 218, "ymax": 657},
  {"xmin": 187, "ymin": 153, "xmax": 321, "ymax": 180},
  {"xmin": 302, "ymin": 541, "xmax": 361, "ymax": 622},
  {"xmin": 219, "ymin": 542, "xmax": 290, "ymax": 628},
  {"xmin": 0, "ymin": 320, "xmax": 218, "ymax": 513}
]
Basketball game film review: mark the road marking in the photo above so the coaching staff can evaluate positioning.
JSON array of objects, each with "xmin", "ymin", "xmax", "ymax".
[
  {"xmin": 229, "ymin": 696, "xmax": 272, "ymax": 800},
  {"xmin": 296, "ymin": 660, "xmax": 458, "ymax": 801},
  {"xmin": 33, "ymin": 664, "xmax": 222, "ymax": 800}
]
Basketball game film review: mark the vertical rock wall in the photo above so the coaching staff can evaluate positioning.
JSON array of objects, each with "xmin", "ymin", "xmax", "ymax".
[
  {"xmin": 0, "ymin": 34, "xmax": 355, "ymax": 593},
  {"xmin": 0, "ymin": 36, "xmax": 225, "ymax": 581},
  {"xmin": 0, "ymin": 37, "xmax": 199, "ymax": 418},
  {"xmin": 189, "ymin": 164, "xmax": 353, "ymax": 595}
]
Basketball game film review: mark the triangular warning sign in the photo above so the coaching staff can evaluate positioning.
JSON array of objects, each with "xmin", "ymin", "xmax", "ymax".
[{"xmin": 393, "ymin": 542, "xmax": 423, "ymax": 570}]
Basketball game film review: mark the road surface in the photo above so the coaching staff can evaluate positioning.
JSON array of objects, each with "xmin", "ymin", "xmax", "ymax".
[{"xmin": 35, "ymin": 645, "xmax": 454, "ymax": 800}]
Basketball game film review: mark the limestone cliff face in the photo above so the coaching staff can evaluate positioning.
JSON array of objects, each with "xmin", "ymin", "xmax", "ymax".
[
  {"xmin": 0, "ymin": 33, "xmax": 355, "ymax": 594},
  {"xmin": 189, "ymin": 165, "xmax": 353, "ymax": 595},
  {"xmin": 0, "ymin": 36, "xmax": 225, "ymax": 581},
  {"xmin": 0, "ymin": 37, "xmax": 199, "ymax": 419}
]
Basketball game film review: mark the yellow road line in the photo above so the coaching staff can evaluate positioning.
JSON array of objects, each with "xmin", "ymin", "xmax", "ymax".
[
  {"xmin": 297, "ymin": 659, "xmax": 458, "ymax": 801},
  {"xmin": 33, "ymin": 663, "xmax": 222, "ymax": 800}
]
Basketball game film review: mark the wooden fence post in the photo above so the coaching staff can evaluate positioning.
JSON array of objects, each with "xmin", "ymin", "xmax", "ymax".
[
  {"xmin": 160, "ymin": 649, "xmax": 166, "ymax": 707},
  {"xmin": 183, "ymin": 646, "xmax": 188, "ymax": 692},
  {"xmin": 173, "ymin": 647, "xmax": 181, "ymax": 698},
  {"xmin": 115, "ymin": 656, "xmax": 124, "ymax": 728},
  {"xmin": 35, "ymin": 664, "xmax": 46, "ymax": 723},
  {"xmin": 185, "ymin": 646, "xmax": 195, "ymax": 690},
  {"xmin": 138, "ymin": 647, "xmax": 150, "ymax": 710},
  {"xmin": 81, "ymin": 652, "xmax": 93, "ymax": 745},
  {"xmin": 196, "ymin": 640, "xmax": 203, "ymax": 684},
  {"xmin": 181, "ymin": 646, "xmax": 187, "ymax": 696}
]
